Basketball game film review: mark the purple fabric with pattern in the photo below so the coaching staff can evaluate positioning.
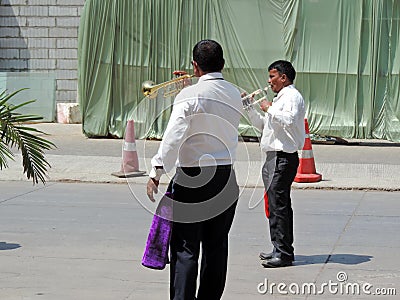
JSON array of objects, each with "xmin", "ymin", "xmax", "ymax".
[{"xmin": 142, "ymin": 192, "xmax": 173, "ymax": 270}]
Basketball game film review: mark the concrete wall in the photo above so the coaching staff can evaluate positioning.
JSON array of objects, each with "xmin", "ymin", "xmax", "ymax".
[{"xmin": 0, "ymin": 0, "xmax": 85, "ymax": 103}]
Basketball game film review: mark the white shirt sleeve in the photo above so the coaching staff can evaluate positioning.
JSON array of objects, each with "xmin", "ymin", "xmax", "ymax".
[
  {"xmin": 267, "ymin": 93, "xmax": 303, "ymax": 127},
  {"xmin": 245, "ymin": 108, "xmax": 265, "ymax": 132}
]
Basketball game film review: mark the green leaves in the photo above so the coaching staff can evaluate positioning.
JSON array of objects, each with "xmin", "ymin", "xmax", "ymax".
[{"xmin": 0, "ymin": 89, "xmax": 56, "ymax": 184}]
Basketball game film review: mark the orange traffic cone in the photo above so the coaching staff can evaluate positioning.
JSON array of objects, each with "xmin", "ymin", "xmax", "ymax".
[
  {"xmin": 264, "ymin": 190, "xmax": 270, "ymax": 219},
  {"xmin": 111, "ymin": 119, "xmax": 146, "ymax": 178},
  {"xmin": 294, "ymin": 119, "xmax": 322, "ymax": 183}
]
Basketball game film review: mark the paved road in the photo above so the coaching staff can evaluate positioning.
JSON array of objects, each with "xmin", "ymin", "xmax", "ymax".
[
  {"xmin": 2, "ymin": 123, "xmax": 400, "ymax": 190},
  {"xmin": 1, "ymin": 181, "xmax": 399, "ymax": 299}
]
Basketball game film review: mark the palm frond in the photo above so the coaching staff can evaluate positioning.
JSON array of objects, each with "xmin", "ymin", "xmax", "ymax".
[
  {"xmin": 1, "ymin": 89, "xmax": 56, "ymax": 184},
  {"xmin": 0, "ymin": 88, "xmax": 28, "ymax": 106},
  {"xmin": 0, "ymin": 140, "xmax": 14, "ymax": 170}
]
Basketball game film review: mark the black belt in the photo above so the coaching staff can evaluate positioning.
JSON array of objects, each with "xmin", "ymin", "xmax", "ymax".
[
  {"xmin": 179, "ymin": 164, "xmax": 232, "ymax": 171},
  {"xmin": 276, "ymin": 151, "xmax": 298, "ymax": 157},
  {"xmin": 215, "ymin": 164, "xmax": 232, "ymax": 170}
]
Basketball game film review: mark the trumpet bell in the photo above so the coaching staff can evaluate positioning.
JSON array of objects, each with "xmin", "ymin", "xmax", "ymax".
[{"xmin": 141, "ymin": 80, "xmax": 157, "ymax": 97}]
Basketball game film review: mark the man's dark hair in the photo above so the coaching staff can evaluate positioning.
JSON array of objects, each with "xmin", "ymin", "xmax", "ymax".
[
  {"xmin": 268, "ymin": 60, "xmax": 296, "ymax": 83},
  {"xmin": 192, "ymin": 39, "xmax": 225, "ymax": 72}
]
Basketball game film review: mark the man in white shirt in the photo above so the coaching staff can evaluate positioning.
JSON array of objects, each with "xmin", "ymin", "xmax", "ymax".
[
  {"xmin": 246, "ymin": 60, "xmax": 305, "ymax": 268},
  {"xmin": 146, "ymin": 39, "xmax": 242, "ymax": 300}
]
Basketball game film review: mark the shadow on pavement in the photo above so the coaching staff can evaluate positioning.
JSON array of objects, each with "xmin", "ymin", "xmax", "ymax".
[
  {"xmin": 351, "ymin": 142, "xmax": 400, "ymax": 147},
  {"xmin": 295, "ymin": 254, "xmax": 373, "ymax": 266},
  {"xmin": 0, "ymin": 242, "xmax": 21, "ymax": 251}
]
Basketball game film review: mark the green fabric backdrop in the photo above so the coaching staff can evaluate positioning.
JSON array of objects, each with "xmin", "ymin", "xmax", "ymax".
[{"xmin": 78, "ymin": 0, "xmax": 400, "ymax": 141}]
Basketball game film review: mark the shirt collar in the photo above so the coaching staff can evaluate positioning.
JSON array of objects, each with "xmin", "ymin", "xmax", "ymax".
[
  {"xmin": 198, "ymin": 72, "xmax": 224, "ymax": 83},
  {"xmin": 274, "ymin": 84, "xmax": 295, "ymax": 101}
]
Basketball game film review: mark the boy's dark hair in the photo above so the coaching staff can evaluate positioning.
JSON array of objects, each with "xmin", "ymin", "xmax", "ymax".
[
  {"xmin": 192, "ymin": 39, "xmax": 225, "ymax": 72},
  {"xmin": 268, "ymin": 60, "xmax": 296, "ymax": 83}
]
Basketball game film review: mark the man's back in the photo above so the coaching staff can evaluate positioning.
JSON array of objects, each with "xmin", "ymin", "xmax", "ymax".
[{"xmin": 174, "ymin": 73, "xmax": 242, "ymax": 167}]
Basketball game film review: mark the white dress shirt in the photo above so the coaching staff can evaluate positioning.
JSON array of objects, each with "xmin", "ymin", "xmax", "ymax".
[
  {"xmin": 247, "ymin": 84, "xmax": 306, "ymax": 153},
  {"xmin": 150, "ymin": 72, "xmax": 242, "ymax": 177}
]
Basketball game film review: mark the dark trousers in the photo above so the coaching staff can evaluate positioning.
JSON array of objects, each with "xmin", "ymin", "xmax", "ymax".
[
  {"xmin": 169, "ymin": 166, "xmax": 239, "ymax": 300},
  {"xmin": 262, "ymin": 151, "xmax": 299, "ymax": 260}
]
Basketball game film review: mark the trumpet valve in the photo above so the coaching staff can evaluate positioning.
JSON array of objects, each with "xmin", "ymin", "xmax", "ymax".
[{"xmin": 242, "ymin": 87, "xmax": 270, "ymax": 110}]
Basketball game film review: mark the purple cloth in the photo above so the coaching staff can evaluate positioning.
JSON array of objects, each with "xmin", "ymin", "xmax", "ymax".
[{"xmin": 142, "ymin": 192, "xmax": 173, "ymax": 270}]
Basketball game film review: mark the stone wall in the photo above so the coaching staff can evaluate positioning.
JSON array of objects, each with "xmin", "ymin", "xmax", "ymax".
[{"xmin": 0, "ymin": 0, "xmax": 85, "ymax": 103}]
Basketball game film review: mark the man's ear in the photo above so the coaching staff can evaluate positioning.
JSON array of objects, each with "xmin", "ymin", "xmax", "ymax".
[{"xmin": 193, "ymin": 61, "xmax": 201, "ymax": 76}]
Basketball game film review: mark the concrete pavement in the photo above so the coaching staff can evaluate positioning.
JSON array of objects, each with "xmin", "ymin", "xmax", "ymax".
[
  {"xmin": 1, "ymin": 123, "xmax": 400, "ymax": 190},
  {"xmin": 1, "ymin": 182, "xmax": 399, "ymax": 299},
  {"xmin": 1, "ymin": 123, "xmax": 399, "ymax": 299}
]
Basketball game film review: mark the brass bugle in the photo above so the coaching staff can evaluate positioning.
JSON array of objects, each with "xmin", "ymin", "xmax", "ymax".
[
  {"xmin": 141, "ymin": 74, "xmax": 195, "ymax": 97},
  {"xmin": 242, "ymin": 86, "xmax": 270, "ymax": 109},
  {"xmin": 241, "ymin": 88, "xmax": 263, "ymax": 101},
  {"xmin": 252, "ymin": 95, "xmax": 267, "ymax": 105}
]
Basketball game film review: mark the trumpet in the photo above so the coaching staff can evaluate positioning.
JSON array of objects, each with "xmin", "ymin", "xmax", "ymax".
[
  {"xmin": 242, "ymin": 86, "xmax": 270, "ymax": 110},
  {"xmin": 141, "ymin": 74, "xmax": 195, "ymax": 98}
]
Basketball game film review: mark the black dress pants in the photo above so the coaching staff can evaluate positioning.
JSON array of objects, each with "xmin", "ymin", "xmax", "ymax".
[
  {"xmin": 262, "ymin": 151, "xmax": 299, "ymax": 260},
  {"xmin": 169, "ymin": 165, "xmax": 239, "ymax": 300}
]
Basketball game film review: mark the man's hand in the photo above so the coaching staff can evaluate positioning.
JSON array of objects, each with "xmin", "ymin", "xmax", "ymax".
[
  {"xmin": 260, "ymin": 100, "xmax": 272, "ymax": 112},
  {"xmin": 147, "ymin": 178, "xmax": 159, "ymax": 202}
]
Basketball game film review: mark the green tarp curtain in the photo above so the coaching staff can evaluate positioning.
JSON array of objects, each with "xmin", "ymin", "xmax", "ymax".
[{"xmin": 78, "ymin": 0, "xmax": 400, "ymax": 142}]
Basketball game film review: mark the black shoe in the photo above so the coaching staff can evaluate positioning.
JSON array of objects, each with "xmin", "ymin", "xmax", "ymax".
[
  {"xmin": 262, "ymin": 257, "xmax": 293, "ymax": 268},
  {"xmin": 259, "ymin": 252, "xmax": 274, "ymax": 260},
  {"xmin": 260, "ymin": 252, "xmax": 295, "ymax": 261}
]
